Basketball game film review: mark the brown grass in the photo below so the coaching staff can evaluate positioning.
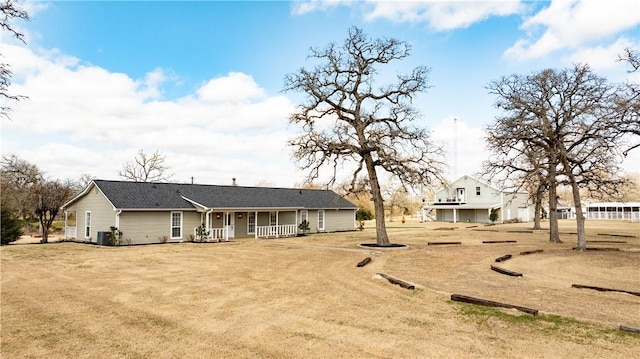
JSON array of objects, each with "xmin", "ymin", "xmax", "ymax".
[{"xmin": 2, "ymin": 219, "xmax": 639, "ymax": 358}]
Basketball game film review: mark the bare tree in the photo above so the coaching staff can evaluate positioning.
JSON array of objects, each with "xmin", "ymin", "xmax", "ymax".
[
  {"xmin": 119, "ymin": 149, "xmax": 173, "ymax": 182},
  {"xmin": 284, "ymin": 27, "xmax": 445, "ymax": 246},
  {"xmin": 1, "ymin": 0, "xmax": 30, "ymax": 119},
  {"xmin": 481, "ymin": 137, "xmax": 549, "ymax": 230},
  {"xmin": 616, "ymin": 48, "xmax": 640, "ymax": 156},
  {"xmin": 486, "ymin": 64, "xmax": 628, "ymax": 250},
  {"xmin": 0, "ymin": 153, "xmax": 42, "ymax": 221},
  {"xmin": 33, "ymin": 179, "xmax": 74, "ymax": 243}
]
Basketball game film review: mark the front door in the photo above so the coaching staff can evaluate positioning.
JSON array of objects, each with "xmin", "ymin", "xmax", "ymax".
[
  {"xmin": 457, "ymin": 188, "xmax": 465, "ymax": 203},
  {"xmin": 225, "ymin": 213, "xmax": 235, "ymax": 238}
]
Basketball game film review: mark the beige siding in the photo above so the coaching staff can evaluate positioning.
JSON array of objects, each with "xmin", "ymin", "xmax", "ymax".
[
  {"xmin": 306, "ymin": 209, "xmax": 355, "ymax": 233},
  {"xmin": 324, "ymin": 209, "xmax": 356, "ymax": 232},
  {"xmin": 183, "ymin": 212, "xmax": 201, "ymax": 241},
  {"xmin": 503, "ymin": 192, "xmax": 531, "ymax": 221},
  {"xmin": 434, "ymin": 176, "xmax": 501, "ymax": 205},
  {"xmin": 235, "ymin": 213, "xmax": 247, "ymax": 238},
  {"xmin": 65, "ymin": 186, "xmax": 115, "ymax": 242},
  {"xmin": 278, "ymin": 211, "xmax": 296, "ymax": 224},
  {"xmin": 119, "ymin": 211, "xmax": 199, "ymax": 244}
]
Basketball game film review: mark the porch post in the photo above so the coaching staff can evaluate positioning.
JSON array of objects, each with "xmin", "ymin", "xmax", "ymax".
[
  {"xmin": 453, "ymin": 208, "xmax": 457, "ymax": 223},
  {"xmin": 255, "ymin": 211, "xmax": 258, "ymax": 239},
  {"xmin": 224, "ymin": 211, "xmax": 229, "ymax": 241},
  {"xmin": 276, "ymin": 211, "xmax": 280, "ymax": 238},
  {"xmin": 64, "ymin": 210, "xmax": 68, "ymax": 239}
]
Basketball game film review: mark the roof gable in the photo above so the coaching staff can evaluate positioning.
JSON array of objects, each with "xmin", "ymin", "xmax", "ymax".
[{"xmin": 83, "ymin": 180, "xmax": 357, "ymax": 210}]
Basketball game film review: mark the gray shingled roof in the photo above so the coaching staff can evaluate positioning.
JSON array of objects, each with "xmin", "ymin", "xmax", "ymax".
[{"xmin": 90, "ymin": 180, "xmax": 357, "ymax": 210}]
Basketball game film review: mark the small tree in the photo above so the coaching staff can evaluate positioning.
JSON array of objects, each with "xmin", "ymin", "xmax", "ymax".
[
  {"xmin": 33, "ymin": 179, "xmax": 74, "ymax": 243},
  {"xmin": 109, "ymin": 226, "xmax": 122, "ymax": 246},
  {"xmin": 284, "ymin": 27, "xmax": 445, "ymax": 246},
  {"xmin": 119, "ymin": 149, "xmax": 173, "ymax": 182},
  {"xmin": 298, "ymin": 220, "xmax": 310, "ymax": 235},
  {"xmin": 195, "ymin": 223, "xmax": 209, "ymax": 242},
  {"xmin": 489, "ymin": 208, "xmax": 499, "ymax": 223}
]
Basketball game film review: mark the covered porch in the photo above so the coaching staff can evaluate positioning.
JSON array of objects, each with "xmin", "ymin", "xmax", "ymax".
[
  {"xmin": 195, "ymin": 208, "xmax": 301, "ymax": 241},
  {"xmin": 423, "ymin": 203, "xmax": 502, "ymax": 223}
]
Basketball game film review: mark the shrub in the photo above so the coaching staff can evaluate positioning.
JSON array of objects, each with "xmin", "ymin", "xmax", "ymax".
[
  {"xmin": 298, "ymin": 220, "xmax": 310, "ymax": 234},
  {"xmin": 1, "ymin": 208, "xmax": 22, "ymax": 245},
  {"xmin": 489, "ymin": 208, "xmax": 499, "ymax": 223},
  {"xmin": 356, "ymin": 209, "xmax": 374, "ymax": 221}
]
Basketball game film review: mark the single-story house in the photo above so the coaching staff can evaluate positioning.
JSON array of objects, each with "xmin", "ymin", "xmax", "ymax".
[
  {"xmin": 422, "ymin": 175, "xmax": 532, "ymax": 223},
  {"xmin": 62, "ymin": 180, "xmax": 358, "ymax": 244}
]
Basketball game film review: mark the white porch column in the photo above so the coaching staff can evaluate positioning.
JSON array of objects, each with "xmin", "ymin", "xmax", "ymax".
[
  {"xmin": 224, "ymin": 211, "xmax": 229, "ymax": 241},
  {"xmin": 453, "ymin": 208, "xmax": 457, "ymax": 223},
  {"xmin": 276, "ymin": 211, "xmax": 280, "ymax": 238},
  {"xmin": 255, "ymin": 211, "xmax": 258, "ymax": 239},
  {"xmin": 64, "ymin": 210, "xmax": 68, "ymax": 239}
]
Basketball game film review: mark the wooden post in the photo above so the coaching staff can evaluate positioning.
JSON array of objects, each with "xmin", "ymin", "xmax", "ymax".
[
  {"xmin": 377, "ymin": 273, "xmax": 415, "ymax": 290},
  {"xmin": 495, "ymin": 254, "xmax": 512, "ymax": 263},
  {"xmin": 451, "ymin": 294, "xmax": 538, "ymax": 315},
  {"xmin": 490, "ymin": 265, "xmax": 523, "ymax": 277},
  {"xmin": 357, "ymin": 257, "xmax": 372, "ymax": 267}
]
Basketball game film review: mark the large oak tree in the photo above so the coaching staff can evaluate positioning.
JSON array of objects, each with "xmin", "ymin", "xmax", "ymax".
[
  {"xmin": 486, "ymin": 64, "xmax": 628, "ymax": 250},
  {"xmin": 284, "ymin": 27, "xmax": 445, "ymax": 246}
]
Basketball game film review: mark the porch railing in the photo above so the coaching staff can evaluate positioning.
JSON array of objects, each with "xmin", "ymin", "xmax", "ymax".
[
  {"xmin": 256, "ymin": 224, "xmax": 297, "ymax": 238},
  {"xmin": 65, "ymin": 226, "xmax": 77, "ymax": 239},
  {"xmin": 210, "ymin": 227, "xmax": 228, "ymax": 241},
  {"xmin": 193, "ymin": 227, "xmax": 228, "ymax": 242}
]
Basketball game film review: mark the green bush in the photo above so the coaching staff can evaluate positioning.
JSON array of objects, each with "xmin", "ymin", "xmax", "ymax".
[
  {"xmin": 356, "ymin": 209, "xmax": 374, "ymax": 221},
  {"xmin": 489, "ymin": 208, "xmax": 499, "ymax": 223},
  {"xmin": 1, "ymin": 208, "xmax": 22, "ymax": 245}
]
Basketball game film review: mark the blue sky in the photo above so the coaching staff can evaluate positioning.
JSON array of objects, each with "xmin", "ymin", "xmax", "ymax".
[{"xmin": 3, "ymin": 0, "xmax": 639, "ymax": 189}]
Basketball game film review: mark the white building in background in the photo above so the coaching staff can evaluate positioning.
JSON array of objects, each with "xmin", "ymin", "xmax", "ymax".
[
  {"xmin": 422, "ymin": 175, "xmax": 532, "ymax": 223},
  {"xmin": 586, "ymin": 202, "xmax": 640, "ymax": 221}
]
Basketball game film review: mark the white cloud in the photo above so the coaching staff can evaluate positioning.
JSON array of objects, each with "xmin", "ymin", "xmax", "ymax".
[
  {"xmin": 363, "ymin": 0, "xmax": 523, "ymax": 30},
  {"xmin": 290, "ymin": 0, "xmax": 349, "ymax": 16},
  {"xmin": 563, "ymin": 37, "xmax": 637, "ymax": 72},
  {"xmin": 292, "ymin": 0, "xmax": 523, "ymax": 30},
  {"xmin": 505, "ymin": 0, "xmax": 640, "ymax": 61},
  {"xmin": 197, "ymin": 72, "xmax": 266, "ymax": 103},
  {"xmin": 2, "ymin": 44, "xmax": 302, "ymax": 187}
]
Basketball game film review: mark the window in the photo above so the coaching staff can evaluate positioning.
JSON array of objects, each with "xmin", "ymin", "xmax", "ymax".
[
  {"xmin": 247, "ymin": 212, "xmax": 256, "ymax": 234},
  {"xmin": 318, "ymin": 210, "xmax": 325, "ymax": 230},
  {"xmin": 84, "ymin": 211, "xmax": 91, "ymax": 238},
  {"xmin": 300, "ymin": 210, "xmax": 308, "ymax": 224},
  {"xmin": 476, "ymin": 186, "xmax": 481, "ymax": 196},
  {"xmin": 171, "ymin": 212, "xmax": 182, "ymax": 239},
  {"xmin": 269, "ymin": 211, "xmax": 278, "ymax": 226}
]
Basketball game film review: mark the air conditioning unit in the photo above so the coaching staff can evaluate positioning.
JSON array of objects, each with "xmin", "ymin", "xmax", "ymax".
[{"xmin": 97, "ymin": 231, "xmax": 112, "ymax": 246}]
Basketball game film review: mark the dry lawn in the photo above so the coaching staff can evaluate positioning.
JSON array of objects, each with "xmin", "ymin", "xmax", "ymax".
[{"xmin": 2, "ymin": 220, "xmax": 639, "ymax": 358}]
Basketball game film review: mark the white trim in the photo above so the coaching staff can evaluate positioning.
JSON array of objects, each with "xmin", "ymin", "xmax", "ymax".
[
  {"xmin": 247, "ymin": 211, "xmax": 256, "ymax": 234},
  {"xmin": 170, "ymin": 211, "xmax": 183, "ymax": 239},
  {"xmin": 318, "ymin": 209, "xmax": 325, "ymax": 231},
  {"xmin": 84, "ymin": 211, "xmax": 91, "ymax": 239}
]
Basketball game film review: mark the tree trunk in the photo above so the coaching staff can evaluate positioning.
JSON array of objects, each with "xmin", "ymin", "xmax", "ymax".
[
  {"xmin": 548, "ymin": 162, "xmax": 560, "ymax": 243},
  {"xmin": 532, "ymin": 185, "xmax": 543, "ymax": 230},
  {"xmin": 364, "ymin": 153, "xmax": 390, "ymax": 246},
  {"xmin": 564, "ymin": 163, "xmax": 586, "ymax": 250}
]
